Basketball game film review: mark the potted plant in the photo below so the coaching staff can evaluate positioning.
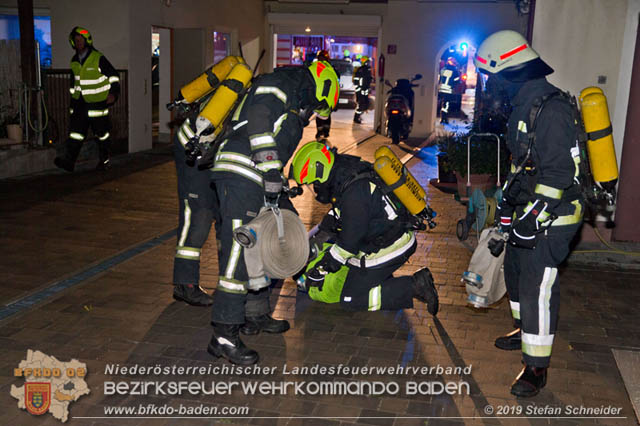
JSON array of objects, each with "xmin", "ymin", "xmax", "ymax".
[
  {"xmin": 435, "ymin": 133, "xmax": 458, "ymax": 184},
  {"xmin": 437, "ymin": 133, "xmax": 509, "ymax": 198},
  {"xmin": 5, "ymin": 111, "xmax": 22, "ymax": 143}
]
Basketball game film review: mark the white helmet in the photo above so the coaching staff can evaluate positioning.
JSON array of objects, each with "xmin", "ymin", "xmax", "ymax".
[{"xmin": 475, "ymin": 30, "xmax": 552, "ymax": 80}]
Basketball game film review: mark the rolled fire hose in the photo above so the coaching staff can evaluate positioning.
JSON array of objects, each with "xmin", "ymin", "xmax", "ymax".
[{"xmin": 233, "ymin": 207, "xmax": 309, "ymax": 290}]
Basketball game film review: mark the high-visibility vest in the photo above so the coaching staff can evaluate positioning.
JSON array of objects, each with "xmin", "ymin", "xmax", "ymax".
[{"xmin": 70, "ymin": 50, "xmax": 114, "ymax": 103}]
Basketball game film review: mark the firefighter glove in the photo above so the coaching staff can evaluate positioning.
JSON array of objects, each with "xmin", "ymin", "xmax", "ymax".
[
  {"xmin": 509, "ymin": 199, "xmax": 552, "ymax": 249},
  {"xmin": 305, "ymin": 267, "xmax": 326, "ymax": 290},
  {"xmin": 316, "ymin": 250, "xmax": 343, "ymax": 273},
  {"xmin": 319, "ymin": 212, "xmax": 340, "ymax": 234}
]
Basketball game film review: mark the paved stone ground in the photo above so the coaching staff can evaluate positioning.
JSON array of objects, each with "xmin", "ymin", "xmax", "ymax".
[{"xmin": 0, "ymin": 123, "xmax": 638, "ymax": 425}]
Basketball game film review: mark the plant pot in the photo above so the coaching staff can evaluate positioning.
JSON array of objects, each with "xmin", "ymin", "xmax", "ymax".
[
  {"xmin": 437, "ymin": 153, "xmax": 457, "ymax": 183},
  {"xmin": 455, "ymin": 171, "xmax": 497, "ymax": 198},
  {"xmin": 6, "ymin": 124, "xmax": 22, "ymax": 143}
]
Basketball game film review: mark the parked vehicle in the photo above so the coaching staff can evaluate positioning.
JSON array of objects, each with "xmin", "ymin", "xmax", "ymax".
[
  {"xmin": 331, "ymin": 59, "xmax": 356, "ymax": 108},
  {"xmin": 384, "ymin": 74, "xmax": 422, "ymax": 144}
]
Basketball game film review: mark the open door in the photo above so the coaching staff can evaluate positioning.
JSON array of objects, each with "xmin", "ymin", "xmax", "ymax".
[{"xmin": 151, "ymin": 26, "xmax": 172, "ymax": 144}]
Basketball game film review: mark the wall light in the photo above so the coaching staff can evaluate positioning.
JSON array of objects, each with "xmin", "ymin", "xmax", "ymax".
[{"xmin": 305, "ymin": 27, "xmax": 311, "ymax": 33}]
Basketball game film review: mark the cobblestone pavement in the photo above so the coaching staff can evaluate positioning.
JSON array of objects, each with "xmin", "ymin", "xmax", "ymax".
[{"xmin": 0, "ymin": 122, "xmax": 638, "ymax": 425}]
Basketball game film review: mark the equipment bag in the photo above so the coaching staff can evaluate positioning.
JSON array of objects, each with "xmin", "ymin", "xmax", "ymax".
[
  {"xmin": 462, "ymin": 227, "xmax": 507, "ymax": 308},
  {"xmin": 306, "ymin": 243, "xmax": 350, "ymax": 304}
]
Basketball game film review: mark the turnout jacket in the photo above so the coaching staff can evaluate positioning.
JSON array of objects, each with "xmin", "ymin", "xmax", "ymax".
[
  {"xmin": 211, "ymin": 67, "xmax": 315, "ymax": 186},
  {"xmin": 504, "ymin": 78, "xmax": 583, "ymax": 225},
  {"xmin": 353, "ymin": 65, "xmax": 372, "ymax": 96},
  {"xmin": 322, "ymin": 156, "xmax": 416, "ymax": 268},
  {"xmin": 438, "ymin": 65, "xmax": 460, "ymax": 95}
]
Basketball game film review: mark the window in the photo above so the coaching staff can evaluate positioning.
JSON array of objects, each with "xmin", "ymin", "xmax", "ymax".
[
  {"xmin": 213, "ymin": 31, "xmax": 230, "ymax": 64},
  {"xmin": 0, "ymin": 14, "xmax": 51, "ymax": 68}
]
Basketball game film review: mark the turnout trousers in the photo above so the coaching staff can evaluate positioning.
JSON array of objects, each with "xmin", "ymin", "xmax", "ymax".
[
  {"xmin": 504, "ymin": 223, "xmax": 581, "ymax": 368},
  {"xmin": 210, "ymin": 179, "xmax": 272, "ymax": 324},
  {"xmin": 173, "ymin": 135, "xmax": 220, "ymax": 285},
  {"xmin": 355, "ymin": 93, "xmax": 370, "ymax": 117},
  {"xmin": 339, "ymin": 240, "xmax": 417, "ymax": 311},
  {"xmin": 59, "ymin": 101, "xmax": 112, "ymax": 166}
]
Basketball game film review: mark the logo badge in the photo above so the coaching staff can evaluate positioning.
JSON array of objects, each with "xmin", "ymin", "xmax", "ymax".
[{"xmin": 25, "ymin": 382, "xmax": 51, "ymax": 416}]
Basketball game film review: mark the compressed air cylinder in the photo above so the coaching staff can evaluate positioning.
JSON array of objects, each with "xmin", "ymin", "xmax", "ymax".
[
  {"xmin": 179, "ymin": 56, "xmax": 243, "ymax": 103},
  {"xmin": 373, "ymin": 146, "xmax": 427, "ymax": 215},
  {"xmin": 375, "ymin": 146, "xmax": 427, "ymax": 197},
  {"xmin": 197, "ymin": 63, "xmax": 253, "ymax": 137},
  {"xmin": 579, "ymin": 87, "xmax": 619, "ymax": 191}
]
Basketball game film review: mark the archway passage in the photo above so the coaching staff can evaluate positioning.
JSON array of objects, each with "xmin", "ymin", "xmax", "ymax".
[{"xmin": 436, "ymin": 42, "xmax": 478, "ymax": 134}]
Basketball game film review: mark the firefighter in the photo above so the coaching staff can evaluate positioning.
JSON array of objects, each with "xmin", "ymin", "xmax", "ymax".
[
  {"xmin": 475, "ymin": 30, "xmax": 584, "ymax": 397},
  {"xmin": 353, "ymin": 56, "xmax": 372, "ymax": 124},
  {"xmin": 438, "ymin": 57, "xmax": 461, "ymax": 124},
  {"xmin": 290, "ymin": 142, "xmax": 439, "ymax": 314},
  {"xmin": 314, "ymin": 50, "xmax": 336, "ymax": 140},
  {"xmin": 169, "ymin": 56, "xmax": 248, "ymax": 307},
  {"xmin": 207, "ymin": 61, "xmax": 340, "ymax": 365},
  {"xmin": 171, "ymin": 131, "xmax": 218, "ymax": 306},
  {"xmin": 54, "ymin": 27, "xmax": 120, "ymax": 172}
]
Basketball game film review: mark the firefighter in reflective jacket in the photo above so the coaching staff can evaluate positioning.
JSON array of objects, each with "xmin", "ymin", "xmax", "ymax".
[
  {"xmin": 475, "ymin": 30, "xmax": 584, "ymax": 397},
  {"xmin": 315, "ymin": 50, "xmax": 336, "ymax": 140},
  {"xmin": 353, "ymin": 56, "xmax": 372, "ymax": 124},
  {"xmin": 206, "ymin": 61, "xmax": 340, "ymax": 365},
  {"xmin": 55, "ymin": 27, "xmax": 120, "ymax": 172},
  {"xmin": 438, "ymin": 57, "xmax": 461, "ymax": 124},
  {"xmin": 290, "ymin": 142, "xmax": 439, "ymax": 314}
]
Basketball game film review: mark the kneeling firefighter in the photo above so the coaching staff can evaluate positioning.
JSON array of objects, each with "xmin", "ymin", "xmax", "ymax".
[
  {"xmin": 475, "ymin": 30, "xmax": 585, "ymax": 397},
  {"xmin": 207, "ymin": 61, "xmax": 340, "ymax": 365},
  {"xmin": 290, "ymin": 142, "xmax": 439, "ymax": 314}
]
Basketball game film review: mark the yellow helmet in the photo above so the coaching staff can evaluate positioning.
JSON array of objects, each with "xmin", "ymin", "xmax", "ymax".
[
  {"xmin": 69, "ymin": 26, "xmax": 93, "ymax": 49},
  {"xmin": 290, "ymin": 141, "xmax": 335, "ymax": 185},
  {"xmin": 308, "ymin": 60, "xmax": 340, "ymax": 118},
  {"xmin": 361, "ymin": 56, "xmax": 370, "ymax": 65}
]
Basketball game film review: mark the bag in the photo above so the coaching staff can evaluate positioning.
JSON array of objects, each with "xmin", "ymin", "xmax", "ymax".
[
  {"xmin": 462, "ymin": 227, "xmax": 507, "ymax": 308},
  {"xmin": 306, "ymin": 243, "xmax": 350, "ymax": 304}
]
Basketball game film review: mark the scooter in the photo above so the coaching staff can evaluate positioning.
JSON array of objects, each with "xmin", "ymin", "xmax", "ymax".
[{"xmin": 384, "ymin": 74, "xmax": 422, "ymax": 144}]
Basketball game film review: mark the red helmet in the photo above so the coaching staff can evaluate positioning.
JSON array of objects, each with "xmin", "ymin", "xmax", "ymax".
[{"xmin": 317, "ymin": 50, "xmax": 330, "ymax": 62}]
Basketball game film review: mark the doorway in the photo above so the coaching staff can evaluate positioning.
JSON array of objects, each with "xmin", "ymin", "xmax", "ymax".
[
  {"xmin": 151, "ymin": 26, "xmax": 172, "ymax": 145},
  {"xmin": 268, "ymin": 13, "xmax": 381, "ymax": 134},
  {"xmin": 274, "ymin": 32, "xmax": 378, "ymax": 130}
]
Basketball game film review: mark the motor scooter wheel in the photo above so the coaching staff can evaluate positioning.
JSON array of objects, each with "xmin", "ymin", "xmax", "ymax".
[{"xmin": 391, "ymin": 132, "xmax": 400, "ymax": 145}]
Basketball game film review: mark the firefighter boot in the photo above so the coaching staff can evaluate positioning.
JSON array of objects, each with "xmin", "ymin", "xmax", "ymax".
[
  {"xmin": 241, "ymin": 314, "xmax": 290, "ymax": 335},
  {"xmin": 54, "ymin": 139, "xmax": 81, "ymax": 172},
  {"xmin": 510, "ymin": 365, "xmax": 547, "ymax": 397},
  {"xmin": 208, "ymin": 323, "xmax": 259, "ymax": 365},
  {"xmin": 412, "ymin": 268, "xmax": 439, "ymax": 315},
  {"xmin": 96, "ymin": 138, "xmax": 112, "ymax": 171},
  {"xmin": 353, "ymin": 112, "xmax": 363, "ymax": 124},
  {"xmin": 495, "ymin": 328, "xmax": 522, "ymax": 351},
  {"xmin": 54, "ymin": 157, "xmax": 75, "ymax": 173},
  {"xmin": 173, "ymin": 284, "xmax": 213, "ymax": 306}
]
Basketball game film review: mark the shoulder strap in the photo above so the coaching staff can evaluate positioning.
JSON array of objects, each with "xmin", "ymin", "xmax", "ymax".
[
  {"xmin": 339, "ymin": 168, "xmax": 375, "ymax": 194},
  {"xmin": 529, "ymin": 90, "xmax": 565, "ymax": 135},
  {"xmin": 521, "ymin": 90, "xmax": 568, "ymax": 158}
]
